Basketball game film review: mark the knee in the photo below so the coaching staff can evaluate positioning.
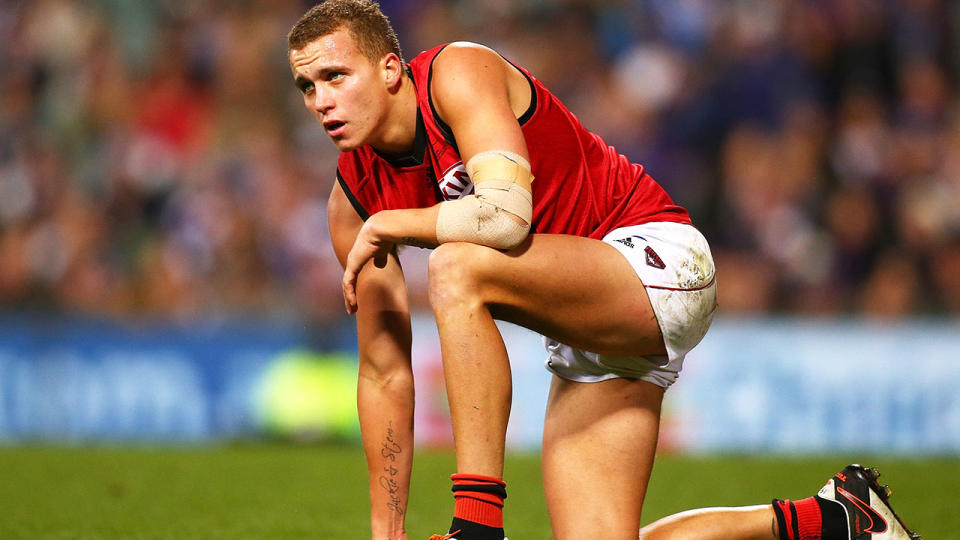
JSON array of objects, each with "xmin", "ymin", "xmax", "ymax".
[{"xmin": 428, "ymin": 242, "xmax": 491, "ymax": 309}]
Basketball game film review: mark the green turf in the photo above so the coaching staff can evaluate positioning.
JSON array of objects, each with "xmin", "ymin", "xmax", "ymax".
[{"xmin": 0, "ymin": 445, "xmax": 955, "ymax": 539}]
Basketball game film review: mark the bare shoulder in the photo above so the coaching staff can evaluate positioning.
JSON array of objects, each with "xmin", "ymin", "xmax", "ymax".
[
  {"xmin": 434, "ymin": 41, "xmax": 505, "ymax": 73},
  {"xmin": 430, "ymin": 42, "xmax": 524, "ymax": 123}
]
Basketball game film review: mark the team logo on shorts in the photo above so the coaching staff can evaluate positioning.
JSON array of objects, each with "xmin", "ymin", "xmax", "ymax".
[
  {"xmin": 645, "ymin": 246, "xmax": 666, "ymax": 269},
  {"xmin": 612, "ymin": 236, "xmax": 666, "ymax": 269},
  {"xmin": 438, "ymin": 163, "xmax": 473, "ymax": 201}
]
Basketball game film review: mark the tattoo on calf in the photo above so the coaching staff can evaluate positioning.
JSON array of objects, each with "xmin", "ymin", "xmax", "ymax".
[{"xmin": 378, "ymin": 422, "xmax": 405, "ymax": 515}]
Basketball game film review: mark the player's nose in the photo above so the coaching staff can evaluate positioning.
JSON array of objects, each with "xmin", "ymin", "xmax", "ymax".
[{"xmin": 312, "ymin": 88, "xmax": 335, "ymax": 115}]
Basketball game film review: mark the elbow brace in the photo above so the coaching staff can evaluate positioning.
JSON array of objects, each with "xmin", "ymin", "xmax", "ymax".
[{"xmin": 435, "ymin": 150, "xmax": 534, "ymax": 250}]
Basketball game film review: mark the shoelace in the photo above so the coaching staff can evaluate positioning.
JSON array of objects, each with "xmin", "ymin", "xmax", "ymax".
[{"xmin": 427, "ymin": 530, "xmax": 461, "ymax": 540}]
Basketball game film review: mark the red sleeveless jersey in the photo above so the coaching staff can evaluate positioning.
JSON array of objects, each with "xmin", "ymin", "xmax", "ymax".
[{"xmin": 336, "ymin": 44, "xmax": 691, "ymax": 239}]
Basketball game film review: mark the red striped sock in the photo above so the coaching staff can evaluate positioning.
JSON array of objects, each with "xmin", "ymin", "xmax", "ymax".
[
  {"xmin": 451, "ymin": 473, "xmax": 506, "ymax": 529},
  {"xmin": 773, "ymin": 497, "xmax": 822, "ymax": 540},
  {"xmin": 773, "ymin": 496, "xmax": 849, "ymax": 540}
]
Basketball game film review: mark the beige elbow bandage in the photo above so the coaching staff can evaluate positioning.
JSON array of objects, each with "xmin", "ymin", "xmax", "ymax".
[{"xmin": 436, "ymin": 150, "xmax": 534, "ymax": 250}]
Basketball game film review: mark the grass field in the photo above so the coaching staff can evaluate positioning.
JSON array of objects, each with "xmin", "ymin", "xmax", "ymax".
[{"xmin": 0, "ymin": 444, "xmax": 955, "ymax": 539}]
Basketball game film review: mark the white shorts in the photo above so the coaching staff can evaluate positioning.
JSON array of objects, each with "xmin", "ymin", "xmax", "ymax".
[{"xmin": 544, "ymin": 222, "xmax": 717, "ymax": 388}]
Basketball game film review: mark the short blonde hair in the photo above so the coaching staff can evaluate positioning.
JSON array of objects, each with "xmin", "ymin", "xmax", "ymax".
[{"xmin": 288, "ymin": 0, "xmax": 404, "ymax": 64}]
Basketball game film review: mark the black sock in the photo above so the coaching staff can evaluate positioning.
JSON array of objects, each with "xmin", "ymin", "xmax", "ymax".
[
  {"xmin": 816, "ymin": 496, "xmax": 849, "ymax": 540},
  {"xmin": 448, "ymin": 517, "xmax": 503, "ymax": 540}
]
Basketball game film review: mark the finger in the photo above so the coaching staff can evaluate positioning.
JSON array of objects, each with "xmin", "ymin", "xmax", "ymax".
[
  {"xmin": 342, "ymin": 248, "xmax": 367, "ymax": 314},
  {"xmin": 342, "ymin": 270, "xmax": 358, "ymax": 314},
  {"xmin": 346, "ymin": 241, "xmax": 375, "ymax": 276}
]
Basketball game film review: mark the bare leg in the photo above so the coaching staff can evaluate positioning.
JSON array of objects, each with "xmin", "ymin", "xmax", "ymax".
[
  {"xmin": 427, "ymin": 235, "xmax": 666, "ymax": 478},
  {"xmin": 541, "ymin": 375, "xmax": 779, "ymax": 540},
  {"xmin": 430, "ymin": 264, "xmax": 512, "ymax": 476},
  {"xmin": 640, "ymin": 505, "xmax": 778, "ymax": 540},
  {"xmin": 542, "ymin": 375, "xmax": 663, "ymax": 540},
  {"xmin": 427, "ymin": 235, "xmax": 778, "ymax": 540}
]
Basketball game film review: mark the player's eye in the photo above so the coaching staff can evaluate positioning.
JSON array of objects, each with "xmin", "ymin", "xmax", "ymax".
[{"xmin": 298, "ymin": 81, "xmax": 315, "ymax": 94}]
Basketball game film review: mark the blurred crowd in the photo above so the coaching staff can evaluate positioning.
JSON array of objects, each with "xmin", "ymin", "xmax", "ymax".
[{"xmin": 2, "ymin": 0, "xmax": 959, "ymax": 322}]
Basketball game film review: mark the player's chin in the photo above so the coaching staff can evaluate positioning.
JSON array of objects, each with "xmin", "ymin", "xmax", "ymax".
[{"xmin": 330, "ymin": 137, "xmax": 361, "ymax": 152}]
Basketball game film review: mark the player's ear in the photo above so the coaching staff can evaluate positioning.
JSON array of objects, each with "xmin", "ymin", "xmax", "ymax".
[{"xmin": 382, "ymin": 53, "xmax": 403, "ymax": 90}]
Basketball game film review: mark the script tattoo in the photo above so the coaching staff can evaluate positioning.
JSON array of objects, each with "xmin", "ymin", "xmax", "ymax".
[{"xmin": 378, "ymin": 423, "xmax": 404, "ymax": 515}]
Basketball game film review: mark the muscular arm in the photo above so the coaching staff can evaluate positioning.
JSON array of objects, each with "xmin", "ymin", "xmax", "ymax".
[
  {"xmin": 329, "ymin": 182, "xmax": 415, "ymax": 540},
  {"xmin": 341, "ymin": 43, "xmax": 534, "ymax": 313},
  {"xmin": 430, "ymin": 42, "xmax": 531, "ymax": 167}
]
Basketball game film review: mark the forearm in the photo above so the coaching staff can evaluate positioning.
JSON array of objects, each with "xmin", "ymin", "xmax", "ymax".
[
  {"xmin": 368, "ymin": 206, "xmax": 441, "ymax": 249},
  {"xmin": 358, "ymin": 359, "xmax": 416, "ymax": 540},
  {"xmin": 372, "ymin": 195, "xmax": 530, "ymax": 253},
  {"xmin": 330, "ymin": 182, "xmax": 417, "ymax": 539}
]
